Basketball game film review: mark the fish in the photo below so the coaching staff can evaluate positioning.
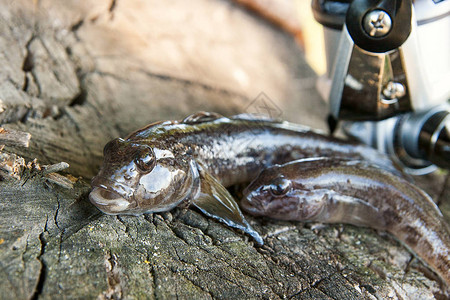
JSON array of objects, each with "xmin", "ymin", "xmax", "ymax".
[
  {"xmin": 240, "ymin": 157, "xmax": 450, "ymax": 285},
  {"xmin": 89, "ymin": 112, "xmax": 399, "ymax": 245}
]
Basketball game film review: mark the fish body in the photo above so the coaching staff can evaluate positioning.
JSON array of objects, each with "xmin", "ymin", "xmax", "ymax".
[
  {"xmin": 241, "ymin": 157, "xmax": 450, "ymax": 285},
  {"xmin": 90, "ymin": 112, "xmax": 398, "ymax": 244}
]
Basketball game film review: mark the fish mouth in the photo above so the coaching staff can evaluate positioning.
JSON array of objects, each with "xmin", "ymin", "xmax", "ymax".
[
  {"xmin": 240, "ymin": 189, "xmax": 269, "ymax": 217},
  {"xmin": 240, "ymin": 196, "xmax": 262, "ymax": 216},
  {"xmin": 89, "ymin": 187, "xmax": 132, "ymax": 214}
]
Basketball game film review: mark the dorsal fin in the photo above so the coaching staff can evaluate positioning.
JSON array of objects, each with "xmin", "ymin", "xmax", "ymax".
[
  {"xmin": 231, "ymin": 113, "xmax": 278, "ymax": 122},
  {"xmin": 182, "ymin": 112, "xmax": 224, "ymax": 124}
]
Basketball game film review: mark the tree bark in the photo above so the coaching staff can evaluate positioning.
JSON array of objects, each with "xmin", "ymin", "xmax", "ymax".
[{"xmin": 0, "ymin": 0, "xmax": 448, "ymax": 299}]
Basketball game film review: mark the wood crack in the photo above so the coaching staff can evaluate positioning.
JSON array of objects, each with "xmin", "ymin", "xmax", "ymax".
[
  {"xmin": 150, "ymin": 264, "xmax": 158, "ymax": 300},
  {"xmin": 98, "ymin": 251, "xmax": 124, "ymax": 300},
  {"xmin": 109, "ymin": 0, "xmax": 117, "ymax": 14},
  {"xmin": 22, "ymin": 36, "xmax": 36, "ymax": 74},
  {"xmin": 30, "ymin": 218, "xmax": 49, "ymax": 300}
]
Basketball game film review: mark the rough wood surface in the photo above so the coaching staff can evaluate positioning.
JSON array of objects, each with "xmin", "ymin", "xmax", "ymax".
[{"xmin": 0, "ymin": 0, "xmax": 449, "ymax": 299}]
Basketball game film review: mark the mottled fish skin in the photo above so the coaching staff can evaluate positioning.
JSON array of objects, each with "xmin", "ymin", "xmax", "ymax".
[
  {"xmin": 241, "ymin": 157, "xmax": 450, "ymax": 285},
  {"xmin": 89, "ymin": 112, "xmax": 398, "ymax": 244}
]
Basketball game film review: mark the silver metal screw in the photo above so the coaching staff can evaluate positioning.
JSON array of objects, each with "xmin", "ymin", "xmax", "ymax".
[
  {"xmin": 363, "ymin": 10, "xmax": 392, "ymax": 37},
  {"xmin": 382, "ymin": 81, "xmax": 405, "ymax": 103}
]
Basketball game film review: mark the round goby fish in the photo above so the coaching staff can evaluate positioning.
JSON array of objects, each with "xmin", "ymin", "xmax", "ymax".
[
  {"xmin": 90, "ymin": 112, "xmax": 399, "ymax": 245},
  {"xmin": 241, "ymin": 157, "xmax": 450, "ymax": 285}
]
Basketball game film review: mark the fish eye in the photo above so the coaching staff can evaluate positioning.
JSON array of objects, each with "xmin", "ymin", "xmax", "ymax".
[
  {"xmin": 134, "ymin": 149, "xmax": 155, "ymax": 173},
  {"xmin": 269, "ymin": 177, "xmax": 292, "ymax": 197}
]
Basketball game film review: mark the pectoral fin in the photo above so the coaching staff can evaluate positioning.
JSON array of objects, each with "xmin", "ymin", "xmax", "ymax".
[{"xmin": 191, "ymin": 164, "xmax": 263, "ymax": 245}]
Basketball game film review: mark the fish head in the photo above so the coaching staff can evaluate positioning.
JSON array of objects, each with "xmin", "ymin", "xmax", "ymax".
[
  {"xmin": 90, "ymin": 138, "xmax": 196, "ymax": 215},
  {"xmin": 240, "ymin": 164, "xmax": 326, "ymax": 221}
]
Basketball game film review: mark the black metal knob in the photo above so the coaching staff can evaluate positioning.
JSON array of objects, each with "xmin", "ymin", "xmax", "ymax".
[{"xmin": 346, "ymin": 0, "xmax": 412, "ymax": 53}]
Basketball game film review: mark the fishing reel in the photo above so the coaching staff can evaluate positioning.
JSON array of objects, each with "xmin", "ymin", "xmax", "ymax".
[{"xmin": 312, "ymin": 0, "xmax": 450, "ymax": 174}]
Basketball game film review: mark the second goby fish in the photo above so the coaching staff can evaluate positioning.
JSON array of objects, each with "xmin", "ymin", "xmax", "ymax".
[
  {"xmin": 90, "ymin": 112, "xmax": 399, "ymax": 245},
  {"xmin": 241, "ymin": 157, "xmax": 450, "ymax": 284}
]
